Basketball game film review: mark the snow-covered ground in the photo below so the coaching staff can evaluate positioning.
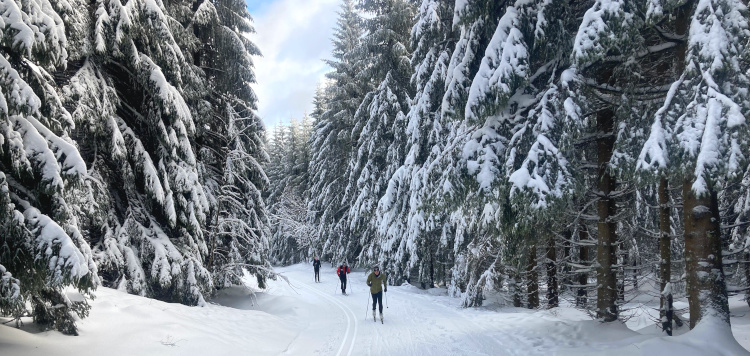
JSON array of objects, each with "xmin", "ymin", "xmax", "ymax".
[{"xmin": 1, "ymin": 263, "xmax": 749, "ymax": 355}]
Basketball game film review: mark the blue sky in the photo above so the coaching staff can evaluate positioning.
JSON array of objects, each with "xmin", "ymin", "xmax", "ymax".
[
  {"xmin": 245, "ymin": 0, "xmax": 341, "ymax": 132},
  {"xmin": 245, "ymin": 0, "xmax": 272, "ymax": 13}
]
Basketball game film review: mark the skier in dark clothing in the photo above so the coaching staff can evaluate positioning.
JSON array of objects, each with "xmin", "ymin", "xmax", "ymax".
[
  {"xmin": 337, "ymin": 262, "xmax": 350, "ymax": 294},
  {"xmin": 313, "ymin": 257, "xmax": 321, "ymax": 282},
  {"xmin": 366, "ymin": 266, "xmax": 387, "ymax": 322}
]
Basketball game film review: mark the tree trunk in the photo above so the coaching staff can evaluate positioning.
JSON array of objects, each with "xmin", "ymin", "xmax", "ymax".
[
  {"xmin": 663, "ymin": 292, "xmax": 674, "ymax": 336},
  {"xmin": 527, "ymin": 244, "xmax": 539, "ymax": 309},
  {"xmin": 430, "ymin": 251, "xmax": 435, "ymax": 289},
  {"xmin": 618, "ymin": 250, "xmax": 628, "ymax": 301},
  {"xmin": 659, "ymin": 177, "xmax": 672, "ymax": 315},
  {"xmin": 683, "ymin": 181, "xmax": 729, "ymax": 328},
  {"xmin": 596, "ymin": 107, "xmax": 618, "ymax": 322},
  {"xmin": 547, "ymin": 233, "xmax": 559, "ymax": 308},
  {"xmin": 577, "ymin": 224, "xmax": 589, "ymax": 307},
  {"xmin": 513, "ymin": 270, "xmax": 522, "ymax": 308},
  {"xmin": 562, "ymin": 231, "xmax": 571, "ymax": 292}
]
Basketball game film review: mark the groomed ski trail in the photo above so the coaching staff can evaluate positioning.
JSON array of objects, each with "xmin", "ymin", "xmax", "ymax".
[
  {"xmin": 297, "ymin": 278, "xmax": 359, "ymax": 356},
  {"xmin": 275, "ymin": 264, "xmax": 523, "ymax": 356}
]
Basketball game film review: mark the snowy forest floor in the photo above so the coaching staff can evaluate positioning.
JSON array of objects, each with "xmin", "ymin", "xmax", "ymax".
[{"xmin": 1, "ymin": 263, "xmax": 750, "ymax": 355}]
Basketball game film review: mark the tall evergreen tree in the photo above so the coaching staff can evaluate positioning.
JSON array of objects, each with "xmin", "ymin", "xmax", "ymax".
[
  {"xmin": 638, "ymin": 0, "xmax": 749, "ymax": 328},
  {"xmin": 62, "ymin": 0, "xmax": 269, "ymax": 305},
  {"xmin": 0, "ymin": 0, "xmax": 98, "ymax": 334},
  {"xmin": 306, "ymin": 0, "xmax": 367, "ymax": 265},
  {"xmin": 376, "ymin": 0, "xmax": 456, "ymax": 288},
  {"xmin": 267, "ymin": 118, "xmax": 314, "ymax": 265},
  {"xmin": 346, "ymin": 0, "xmax": 416, "ymax": 270},
  {"xmin": 449, "ymin": 0, "xmax": 580, "ymax": 307},
  {"xmin": 186, "ymin": 0, "xmax": 271, "ymax": 291},
  {"xmin": 65, "ymin": 0, "xmax": 212, "ymax": 305},
  {"xmin": 205, "ymin": 104, "xmax": 270, "ymax": 289}
]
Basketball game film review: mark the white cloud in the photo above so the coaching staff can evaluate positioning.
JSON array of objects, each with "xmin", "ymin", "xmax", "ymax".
[{"xmin": 249, "ymin": 0, "xmax": 340, "ymax": 130}]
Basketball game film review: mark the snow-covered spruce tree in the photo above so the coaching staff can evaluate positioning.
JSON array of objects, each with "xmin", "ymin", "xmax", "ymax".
[
  {"xmin": 265, "ymin": 125, "xmax": 290, "ymax": 200},
  {"xmin": 568, "ymin": 0, "xmax": 633, "ymax": 322},
  {"xmin": 265, "ymin": 126, "xmax": 289, "ymax": 263},
  {"xmin": 165, "ymin": 0, "xmax": 271, "ymax": 290},
  {"xmin": 729, "ymin": 164, "xmax": 750, "ymax": 307},
  {"xmin": 490, "ymin": 0, "xmax": 580, "ymax": 309},
  {"xmin": 415, "ymin": 0, "xmax": 506, "ymax": 304},
  {"xmin": 64, "ymin": 0, "xmax": 214, "ymax": 305},
  {"xmin": 567, "ymin": 0, "xmax": 686, "ymax": 321},
  {"xmin": 269, "ymin": 185, "xmax": 317, "ymax": 265},
  {"xmin": 605, "ymin": 0, "xmax": 696, "ymax": 326},
  {"xmin": 441, "ymin": 0, "xmax": 503, "ymax": 123},
  {"xmin": 289, "ymin": 115, "xmax": 313, "ymax": 194},
  {"xmin": 307, "ymin": 0, "xmax": 367, "ymax": 265},
  {"xmin": 267, "ymin": 118, "xmax": 313, "ymax": 265},
  {"xmin": 638, "ymin": 0, "xmax": 749, "ymax": 328},
  {"xmin": 203, "ymin": 105, "xmax": 271, "ymax": 289},
  {"xmin": 448, "ymin": 0, "xmax": 580, "ymax": 307},
  {"xmin": 376, "ymin": 0, "xmax": 457, "ymax": 288},
  {"xmin": 428, "ymin": 0, "xmax": 539, "ymax": 306},
  {"xmin": 343, "ymin": 0, "xmax": 415, "ymax": 269},
  {"xmin": 0, "ymin": 0, "xmax": 98, "ymax": 334},
  {"xmin": 266, "ymin": 118, "xmax": 312, "ymax": 203},
  {"xmin": 348, "ymin": 73, "xmax": 412, "ymax": 269}
]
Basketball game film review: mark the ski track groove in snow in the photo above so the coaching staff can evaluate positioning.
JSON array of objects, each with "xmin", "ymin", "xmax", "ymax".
[{"xmin": 295, "ymin": 277, "xmax": 358, "ymax": 356}]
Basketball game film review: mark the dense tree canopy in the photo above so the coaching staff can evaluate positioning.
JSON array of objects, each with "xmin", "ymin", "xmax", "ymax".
[
  {"xmin": 0, "ymin": 0, "xmax": 269, "ymax": 333},
  {"xmin": 269, "ymin": 0, "xmax": 750, "ymax": 332}
]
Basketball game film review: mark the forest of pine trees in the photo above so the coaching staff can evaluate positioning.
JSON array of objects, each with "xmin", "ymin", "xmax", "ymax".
[
  {"xmin": 266, "ymin": 0, "xmax": 750, "ymax": 331},
  {"xmin": 0, "ymin": 0, "xmax": 269, "ymax": 334},
  {"xmin": 0, "ymin": 0, "xmax": 747, "ymax": 339}
]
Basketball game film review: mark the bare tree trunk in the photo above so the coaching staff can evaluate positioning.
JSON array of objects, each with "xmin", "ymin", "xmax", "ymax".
[
  {"xmin": 683, "ymin": 181, "xmax": 729, "ymax": 328},
  {"xmin": 618, "ymin": 250, "xmax": 628, "ymax": 301},
  {"xmin": 430, "ymin": 251, "xmax": 435, "ymax": 289},
  {"xmin": 596, "ymin": 107, "xmax": 618, "ymax": 322},
  {"xmin": 527, "ymin": 244, "xmax": 539, "ymax": 309},
  {"xmin": 632, "ymin": 258, "xmax": 639, "ymax": 291},
  {"xmin": 513, "ymin": 270, "xmax": 522, "ymax": 308},
  {"xmin": 562, "ymin": 231, "xmax": 571, "ymax": 292},
  {"xmin": 577, "ymin": 224, "xmax": 589, "ymax": 307},
  {"xmin": 659, "ymin": 177, "xmax": 672, "ymax": 314},
  {"xmin": 547, "ymin": 233, "xmax": 559, "ymax": 308},
  {"xmin": 508, "ymin": 268, "xmax": 522, "ymax": 308}
]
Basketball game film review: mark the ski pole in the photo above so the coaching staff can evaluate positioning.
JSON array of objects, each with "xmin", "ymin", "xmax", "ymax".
[
  {"xmin": 365, "ymin": 293, "xmax": 371, "ymax": 319},
  {"xmin": 386, "ymin": 290, "xmax": 389, "ymax": 308}
]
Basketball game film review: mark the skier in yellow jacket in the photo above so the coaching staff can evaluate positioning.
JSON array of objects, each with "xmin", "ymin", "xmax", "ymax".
[{"xmin": 366, "ymin": 266, "xmax": 387, "ymax": 322}]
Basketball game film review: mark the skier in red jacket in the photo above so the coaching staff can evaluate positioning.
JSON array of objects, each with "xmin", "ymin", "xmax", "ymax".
[{"xmin": 337, "ymin": 262, "xmax": 351, "ymax": 295}]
